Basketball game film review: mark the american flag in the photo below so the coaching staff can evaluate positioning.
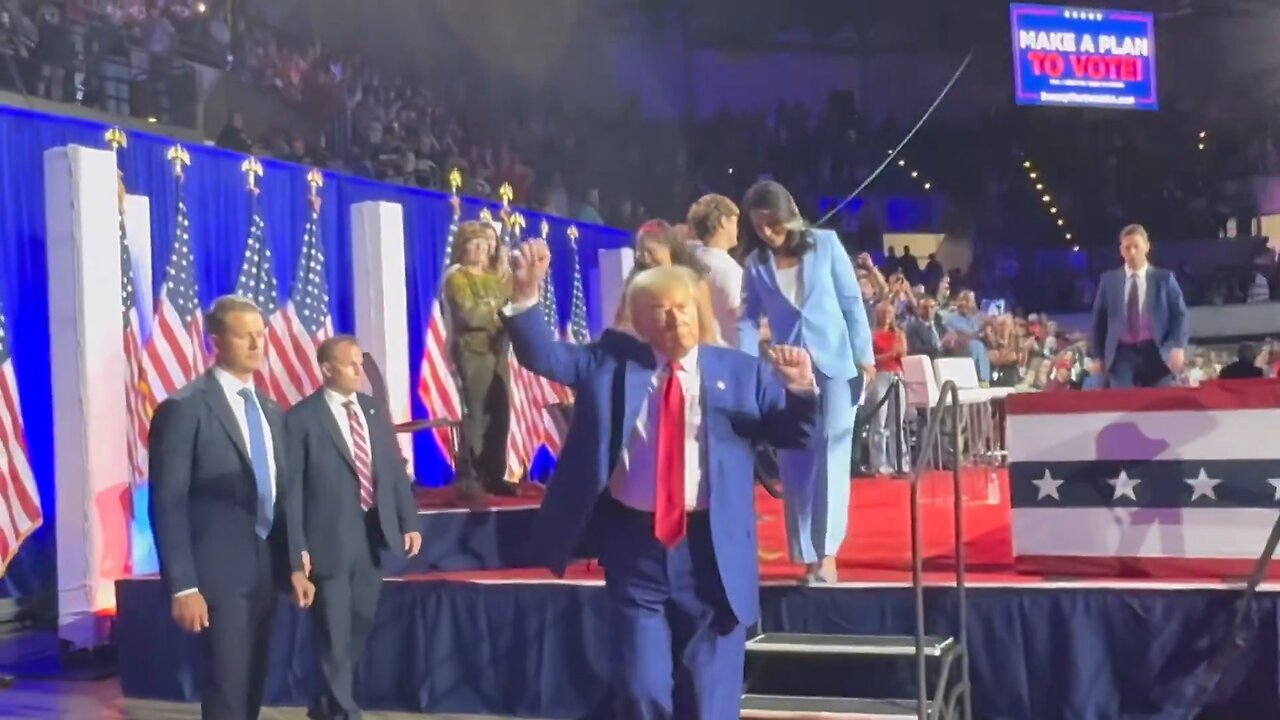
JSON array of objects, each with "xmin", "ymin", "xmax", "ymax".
[
  {"xmin": 263, "ymin": 186, "xmax": 331, "ymax": 408},
  {"xmin": 233, "ymin": 203, "xmax": 283, "ymax": 399},
  {"xmin": 142, "ymin": 154, "xmax": 205, "ymax": 407},
  {"xmin": 416, "ymin": 204, "xmax": 463, "ymax": 464},
  {"xmin": 504, "ymin": 220, "xmax": 571, "ymax": 481},
  {"xmin": 0, "ymin": 284, "xmax": 42, "ymax": 574},
  {"xmin": 120, "ymin": 220, "xmax": 151, "ymax": 492},
  {"xmin": 566, "ymin": 226, "xmax": 591, "ymax": 346}
]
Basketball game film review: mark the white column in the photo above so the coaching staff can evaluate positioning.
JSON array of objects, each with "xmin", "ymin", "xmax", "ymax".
[
  {"xmin": 45, "ymin": 145, "xmax": 128, "ymax": 649},
  {"xmin": 596, "ymin": 247, "xmax": 634, "ymax": 334},
  {"xmin": 350, "ymin": 201, "xmax": 413, "ymax": 463}
]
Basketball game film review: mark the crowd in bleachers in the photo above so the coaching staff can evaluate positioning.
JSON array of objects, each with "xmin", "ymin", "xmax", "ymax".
[{"xmin": 6, "ymin": 1, "xmax": 1280, "ymax": 323}]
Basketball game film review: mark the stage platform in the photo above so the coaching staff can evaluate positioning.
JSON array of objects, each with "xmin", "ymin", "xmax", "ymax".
[{"xmin": 114, "ymin": 471, "xmax": 1280, "ymax": 719}]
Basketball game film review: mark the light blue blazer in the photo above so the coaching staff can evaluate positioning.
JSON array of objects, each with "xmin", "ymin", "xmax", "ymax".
[{"xmin": 737, "ymin": 228, "xmax": 874, "ymax": 381}]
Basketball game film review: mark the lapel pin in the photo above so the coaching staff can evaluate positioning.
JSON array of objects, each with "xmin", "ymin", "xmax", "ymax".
[{"xmin": 716, "ymin": 380, "xmax": 726, "ymax": 390}]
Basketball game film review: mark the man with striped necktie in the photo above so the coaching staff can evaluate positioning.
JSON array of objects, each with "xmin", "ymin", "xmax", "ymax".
[{"xmin": 284, "ymin": 335, "xmax": 422, "ymax": 720}]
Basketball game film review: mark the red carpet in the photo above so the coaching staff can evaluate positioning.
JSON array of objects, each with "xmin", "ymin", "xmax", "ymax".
[{"xmin": 411, "ymin": 469, "xmax": 1022, "ymax": 584}]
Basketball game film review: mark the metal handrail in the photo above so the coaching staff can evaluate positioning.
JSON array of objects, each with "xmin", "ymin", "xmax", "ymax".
[
  {"xmin": 905, "ymin": 379, "xmax": 969, "ymax": 720},
  {"xmin": 858, "ymin": 374, "xmax": 907, "ymax": 475}
]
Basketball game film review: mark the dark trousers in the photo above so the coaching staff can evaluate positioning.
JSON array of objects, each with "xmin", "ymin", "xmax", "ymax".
[
  {"xmin": 600, "ymin": 501, "xmax": 746, "ymax": 720},
  {"xmin": 1109, "ymin": 340, "xmax": 1176, "ymax": 388},
  {"xmin": 201, "ymin": 537, "xmax": 276, "ymax": 720},
  {"xmin": 456, "ymin": 350, "xmax": 510, "ymax": 485},
  {"xmin": 309, "ymin": 512, "xmax": 385, "ymax": 720}
]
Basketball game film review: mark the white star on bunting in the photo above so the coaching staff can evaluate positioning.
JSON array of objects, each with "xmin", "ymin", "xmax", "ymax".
[
  {"xmin": 1108, "ymin": 470, "xmax": 1141, "ymax": 502},
  {"xmin": 1268, "ymin": 479, "xmax": 1280, "ymax": 502},
  {"xmin": 1033, "ymin": 468, "xmax": 1065, "ymax": 501},
  {"xmin": 1185, "ymin": 468, "xmax": 1223, "ymax": 502}
]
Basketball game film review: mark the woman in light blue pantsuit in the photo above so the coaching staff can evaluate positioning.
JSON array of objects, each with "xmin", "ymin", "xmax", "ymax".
[{"xmin": 736, "ymin": 181, "xmax": 875, "ymax": 584}]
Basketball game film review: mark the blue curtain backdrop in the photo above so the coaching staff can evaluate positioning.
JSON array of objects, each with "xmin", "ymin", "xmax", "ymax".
[{"xmin": 0, "ymin": 105, "xmax": 629, "ymax": 607}]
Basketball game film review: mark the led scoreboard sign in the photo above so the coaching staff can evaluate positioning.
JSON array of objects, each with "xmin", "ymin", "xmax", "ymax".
[{"xmin": 1010, "ymin": 3, "xmax": 1157, "ymax": 111}]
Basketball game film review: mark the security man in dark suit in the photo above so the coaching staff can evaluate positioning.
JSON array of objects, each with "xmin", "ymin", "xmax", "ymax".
[
  {"xmin": 285, "ymin": 334, "xmax": 422, "ymax": 720},
  {"xmin": 149, "ymin": 295, "xmax": 310, "ymax": 720}
]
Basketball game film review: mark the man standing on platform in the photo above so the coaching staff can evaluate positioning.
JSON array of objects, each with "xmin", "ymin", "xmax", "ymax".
[
  {"xmin": 1088, "ymin": 224, "xmax": 1190, "ymax": 388},
  {"xmin": 503, "ymin": 242, "xmax": 818, "ymax": 719},
  {"xmin": 285, "ymin": 334, "xmax": 422, "ymax": 720},
  {"xmin": 149, "ymin": 295, "xmax": 303, "ymax": 720}
]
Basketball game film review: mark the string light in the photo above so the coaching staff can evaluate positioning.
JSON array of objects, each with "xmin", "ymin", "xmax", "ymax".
[
  {"xmin": 1022, "ymin": 154, "xmax": 1071, "ymax": 243},
  {"xmin": 896, "ymin": 158, "xmax": 934, "ymax": 195}
]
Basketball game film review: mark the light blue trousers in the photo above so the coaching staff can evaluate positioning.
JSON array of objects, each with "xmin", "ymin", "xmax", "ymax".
[{"xmin": 778, "ymin": 371, "xmax": 856, "ymax": 564}]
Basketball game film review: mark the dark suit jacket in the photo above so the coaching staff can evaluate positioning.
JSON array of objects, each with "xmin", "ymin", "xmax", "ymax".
[
  {"xmin": 1218, "ymin": 361, "xmax": 1264, "ymax": 380},
  {"xmin": 905, "ymin": 316, "xmax": 946, "ymax": 358},
  {"xmin": 148, "ymin": 372, "xmax": 291, "ymax": 598},
  {"xmin": 503, "ymin": 306, "xmax": 817, "ymax": 626},
  {"xmin": 1089, "ymin": 266, "xmax": 1190, "ymax": 370},
  {"xmin": 284, "ymin": 390, "xmax": 418, "ymax": 577}
]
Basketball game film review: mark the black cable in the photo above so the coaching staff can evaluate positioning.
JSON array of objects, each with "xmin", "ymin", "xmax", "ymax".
[{"xmin": 815, "ymin": 48, "xmax": 975, "ymax": 228}]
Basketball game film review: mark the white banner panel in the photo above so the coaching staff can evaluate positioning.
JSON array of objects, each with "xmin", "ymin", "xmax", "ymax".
[
  {"xmin": 46, "ymin": 145, "xmax": 129, "ymax": 648},
  {"xmin": 350, "ymin": 201, "xmax": 413, "ymax": 463},
  {"xmin": 596, "ymin": 247, "xmax": 633, "ymax": 335}
]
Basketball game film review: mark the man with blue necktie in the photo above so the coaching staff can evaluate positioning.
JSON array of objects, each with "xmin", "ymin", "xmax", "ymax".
[
  {"xmin": 1088, "ymin": 224, "xmax": 1190, "ymax": 388},
  {"xmin": 149, "ymin": 295, "xmax": 308, "ymax": 720},
  {"xmin": 503, "ymin": 241, "xmax": 819, "ymax": 719}
]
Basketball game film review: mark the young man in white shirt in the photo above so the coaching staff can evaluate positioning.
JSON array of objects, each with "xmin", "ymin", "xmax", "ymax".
[{"xmin": 687, "ymin": 193, "xmax": 744, "ymax": 347}]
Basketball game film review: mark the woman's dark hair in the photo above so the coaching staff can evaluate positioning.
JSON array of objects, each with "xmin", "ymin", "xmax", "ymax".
[
  {"xmin": 740, "ymin": 180, "xmax": 815, "ymax": 260},
  {"xmin": 633, "ymin": 218, "xmax": 709, "ymax": 276}
]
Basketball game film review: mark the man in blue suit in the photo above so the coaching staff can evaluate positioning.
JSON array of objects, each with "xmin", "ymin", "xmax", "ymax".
[
  {"xmin": 149, "ymin": 296, "xmax": 307, "ymax": 720},
  {"xmin": 1088, "ymin": 224, "xmax": 1190, "ymax": 388},
  {"xmin": 285, "ymin": 334, "xmax": 423, "ymax": 720},
  {"xmin": 504, "ymin": 241, "xmax": 818, "ymax": 720}
]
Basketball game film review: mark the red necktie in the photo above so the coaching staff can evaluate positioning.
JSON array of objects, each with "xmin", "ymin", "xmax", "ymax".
[
  {"xmin": 346, "ymin": 401, "xmax": 376, "ymax": 511},
  {"xmin": 654, "ymin": 361, "xmax": 686, "ymax": 547}
]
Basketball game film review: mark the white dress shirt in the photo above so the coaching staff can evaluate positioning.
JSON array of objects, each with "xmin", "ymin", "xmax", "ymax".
[
  {"xmin": 324, "ymin": 388, "xmax": 367, "ymax": 458},
  {"xmin": 608, "ymin": 347, "xmax": 707, "ymax": 513},
  {"xmin": 1123, "ymin": 264, "xmax": 1153, "ymax": 342},
  {"xmin": 775, "ymin": 264, "xmax": 804, "ymax": 307},
  {"xmin": 177, "ymin": 368, "xmax": 277, "ymax": 597},
  {"xmin": 695, "ymin": 245, "xmax": 744, "ymax": 347}
]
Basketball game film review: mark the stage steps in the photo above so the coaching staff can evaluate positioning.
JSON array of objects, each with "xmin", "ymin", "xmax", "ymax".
[
  {"xmin": 742, "ymin": 693, "xmax": 934, "ymax": 718},
  {"xmin": 741, "ymin": 633, "xmax": 963, "ymax": 719},
  {"xmin": 740, "ymin": 380, "xmax": 974, "ymax": 720}
]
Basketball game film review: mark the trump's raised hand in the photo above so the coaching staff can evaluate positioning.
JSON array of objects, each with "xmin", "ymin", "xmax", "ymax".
[
  {"xmin": 511, "ymin": 239, "xmax": 551, "ymax": 304},
  {"xmin": 767, "ymin": 345, "xmax": 815, "ymax": 391}
]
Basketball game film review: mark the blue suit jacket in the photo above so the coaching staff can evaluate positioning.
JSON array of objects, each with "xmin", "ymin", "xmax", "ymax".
[
  {"xmin": 148, "ymin": 372, "xmax": 292, "ymax": 598},
  {"xmin": 1088, "ymin": 266, "xmax": 1190, "ymax": 370},
  {"xmin": 503, "ymin": 306, "xmax": 817, "ymax": 625},
  {"xmin": 737, "ymin": 228, "xmax": 874, "ymax": 381},
  {"xmin": 283, "ymin": 390, "xmax": 419, "ymax": 577}
]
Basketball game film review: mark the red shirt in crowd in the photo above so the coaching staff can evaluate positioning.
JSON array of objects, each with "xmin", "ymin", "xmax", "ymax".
[{"xmin": 873, "ymin": 328, "xmax": 904, "ymax": 374}]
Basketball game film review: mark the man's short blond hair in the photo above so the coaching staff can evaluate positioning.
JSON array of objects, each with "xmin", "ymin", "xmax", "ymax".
[
  {"xmin": 624, "ymin": 265, "xmax": 724, "ymax": 344},
  {"xmin": 205, "ymin": 295, "xmax": 262, "ymax": 337},
  {"xmin": 687, "ymin": 193, "xmax": 739, "ymax": 242},
  {"xmin": 626, "ymin": 264, "xmax": 699, "ymax": 314},
  {"xmin": 1120, "ymin": 223, "xmax": 1149, "ymax": 242}
]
